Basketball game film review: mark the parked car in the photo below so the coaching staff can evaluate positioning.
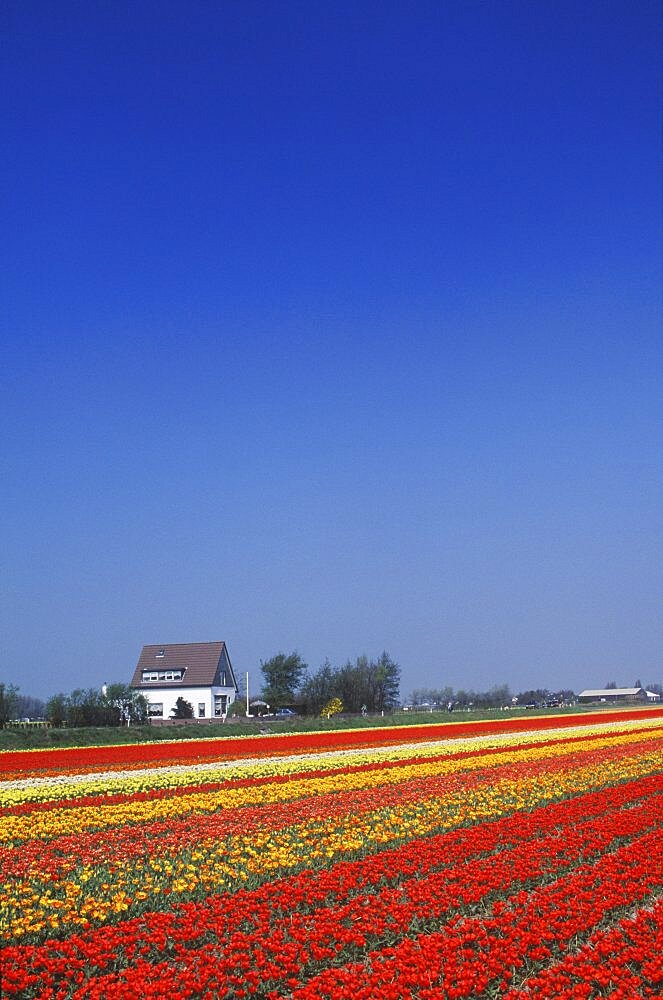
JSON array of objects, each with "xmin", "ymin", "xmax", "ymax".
[{"xmin": 274, "ymin": 708, "xmax": 297, "ymax": 718}]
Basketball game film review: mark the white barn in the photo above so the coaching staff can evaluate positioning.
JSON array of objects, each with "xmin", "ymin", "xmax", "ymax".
[
  {"xmin": 578, "ymin": 687, "xmax": 660, "ymax": 704},
  {"xmin": 130, "ymin": 642, "xmax": 238, "ymax": 721}
]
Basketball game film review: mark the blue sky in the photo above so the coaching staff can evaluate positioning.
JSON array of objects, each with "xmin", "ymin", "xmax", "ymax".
[{"xmin": 2, "ymin": 1, "xmax": 661, "ymax": 702}]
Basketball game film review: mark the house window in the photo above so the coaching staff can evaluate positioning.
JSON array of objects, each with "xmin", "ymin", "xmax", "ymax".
[
  {"xmin": 156, "ymin": 650, "xmax": 165, "ymax": 658},
  {"xmin": 148, "ymin": 703, "xmax": 163, "ymax": 717},
  {"xmin": 141, "ymin": 669, "xmax": 184, "ymax": 683},
  {"xmin": 198, "ymin": 703, "xmax": 205, "ymax": 718}
]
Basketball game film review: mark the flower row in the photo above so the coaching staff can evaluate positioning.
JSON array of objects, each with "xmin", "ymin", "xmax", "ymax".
[
  {"xmin": 4, "ymin": 773, "xmax": 662, "ymax": 997},
  {"xmin": 506, "ymin": 895, "xmax": 663, "ymax": 998},
  {"xmin": 290, "ymin": 824, "xmax": 663, "ymax": 1000},
  {"xmin": 5, "ymin": 719, "xmax": 661, "ymax": 813},
  {"xmin": 5, "ymin": 725, "xmax": 662, "ymax": 846},
  {"xmin": 5, "ymin": 732, "xmax": 660, "ymax": 884},
  {"xmin": 3, "ymin": 707, "xmax": 661, "ymax": 777},
  {"xmin": 6, "ymin": 719, "xmax": 657, "ymax": 809},
  {"xmin": 3, "ymin": 739, "xmax": 662, "ymax": 941}
]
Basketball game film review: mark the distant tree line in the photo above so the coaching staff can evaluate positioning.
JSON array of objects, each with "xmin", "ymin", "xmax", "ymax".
[
  {"xmin": 259, "ymin": 651, "xmax": 401, "ymax": 715},
  {"xmin": 407, "ymin": 684, "xmax": 577, "ymax": 710},
  {"xmin": 0, "ymin": 684, "xmax": 46, "ymax": 727},
  {"xmin": 0, "ymin": 680, "xmax": 206, "ymax": 728},
  {"xmin": 605, "ymin": 680, "xmax": 662, "ymax": 695},
  {"xmin": 44, "ymin": 685, "xmax": 149, "ymax": 727},
  {"xmin": 2, "ymin": 671, "xmax": 661, "ymax": 731}
]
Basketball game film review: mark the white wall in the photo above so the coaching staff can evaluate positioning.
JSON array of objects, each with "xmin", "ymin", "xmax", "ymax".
[{"xmin": 145, "ymin": 685, "xmax": 235, "ymax": 720}]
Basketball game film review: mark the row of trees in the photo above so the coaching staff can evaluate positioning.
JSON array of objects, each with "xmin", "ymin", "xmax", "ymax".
[
  {"xmin": 43, "ymin": 685, "xmax": 149, "ymax": 728},
  {"xmin": 259, "ymin": 651, "xmax": 401, "ymax": 715},
  {"xmin": 606, "ymin": 680, "xmax": 663, "ymax": 694},
  {"xmin": 0, "ymin": 683, "xmax": 46, "ymax": 728},
  {"xmin": 0, "ymin": 681, "xmax": 206, "ymax": 728},
  {"xmin": 4, "ymin": 670, "xmax": 660, "ymax": 731},
  {"xmin": 407, "ymin": 684, "xmax": 577, "ymax": 709}
]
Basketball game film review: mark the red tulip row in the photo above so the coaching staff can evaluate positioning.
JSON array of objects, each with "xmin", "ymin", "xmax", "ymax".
[
  {"xmin": 5, "ymin": 760, "xmax": 470, "ymax": 877},
  {"xmin": 4, "ymin": 775, "xmax": 661, "ymax": 998},
  {"xmin": 505, "ymin": 895, "xmax": 663, "ymax": 998},
  {"xmin": 3, "ymin": 708, "xmax": 661, "ymax": 776},
  {"xmin": 8, "ymin": 724, "xmax": 643, "ymax": 819},
  {"xmin": 289, "ymin": 824, "xmax": 663, "ymax": 1000},
  {"xmin": 5, "ymin": 731, "xmax": 658, "ymax": 881}
]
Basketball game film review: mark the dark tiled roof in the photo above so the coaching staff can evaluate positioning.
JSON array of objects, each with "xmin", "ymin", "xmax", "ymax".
[{"xmin": 130, "ymin": 642, "xmax": 235, "ymax": 689}]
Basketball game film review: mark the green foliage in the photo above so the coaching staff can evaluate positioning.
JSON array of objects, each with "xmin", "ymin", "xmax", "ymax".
[
  {"xmin": 408, "ymin": 685, "xmax": 575, "ymax": 710},
  {"xmin": 260, "ymin": 651, "xmax": 307, "ymax": 707},
  {"xmin": 320, "ymin": 697, "xmax": 343, "ymax": 719},
  {"xmin": 45, "ymin": 685, "xmax": 149, "ymax": 727},
  {"xmin": 17, "ymin": 693, "xmax": 45, "ymax": 718},
  {"xmin": 299, "ymin": 659, "xmax": 336, "ymax": 715},
  {"xmin": 103, "ymin": 684, "xmax": 149, "ymax": 725},
  {"xmin": 46, "ymin": 693, "xmax": 68, "ymax": 728},
  {"xmin": 410, "ymin": 686, "xmax": 454, "ymax": 708},
  {"xmin": 0, "ymin": 702, "xmax": 600, "ymax": 751},
  {"xmin": 170, "ymin": 696, "xmax": 194, "ymax": 719},
  {"xmin": 300, "ymin": 652, "xmax": 401, "ymax": 715},
  {"xmin": 0, "ymin": 683, "xmax": 19, "ymax": 728}
]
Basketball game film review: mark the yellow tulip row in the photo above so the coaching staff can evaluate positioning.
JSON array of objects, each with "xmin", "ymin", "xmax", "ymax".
[
  {"xmin": 4, "ymin": 724, "xmax": 662, "ymax": 847},
  {"xmin": 4, "ymin": 739, "xmax": 662, "ymax": 942},
  {"xmin": 5, "ymin": 719, "xmax": 662, "ymax": 809}
]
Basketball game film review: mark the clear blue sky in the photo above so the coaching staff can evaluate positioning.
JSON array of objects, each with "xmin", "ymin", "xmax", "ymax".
[{"xmin": 2, "ymin": 1, "xmax": 661, "ymax": 702}]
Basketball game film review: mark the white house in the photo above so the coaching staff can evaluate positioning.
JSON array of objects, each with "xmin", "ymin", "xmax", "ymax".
[{"xmin": 130, "ymin": 642, "xmax": 238, "ymax": 721}]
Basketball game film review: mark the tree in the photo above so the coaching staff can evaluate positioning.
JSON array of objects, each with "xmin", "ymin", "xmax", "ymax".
[
  {"xmin": 46, "ymin": 693, "xmax": 68, "ymax": 728},
  {"xmin": 43, "ymin": 685, "xmax": 149, "ymax": 728},
  {"xmin": 335, "ymin": 658, "xmax": 366, "ymax": 713},
  {"xmin": 15, "ymin": 693, "xmax": 45, "ymax": 719},
  {"xmin": 102, "ymin": 683, "xmax": 149, "ymax": 726},
  {"xmin": 372, "ymin": 651, "xmax": 401, "ymax": 711},
  {"xmin": 260, "ymin": 651, "xmax": 307, "ymax": 707},
  {"xmin": 484, "ymin": 684, "xmax": 512, "ymax": 708},
  {"xmin": 0, "ymin": 683, "xmax": 19, "ymax": 728},
  {"xmin": 299, "ymin": 659, "xmax": 337, "ymax": 715},
  {"xmin": 323, "ymin": 653, "xmax": 401, "ymax": 714},
  {"xmin": 409, "ymin": 687, "xmax": 453, "ymax": 708},
  {"xmin": 170, "ymin": 697, "xmax": 194, "ymax": 719},
  {"xmin": 515, "ymin": 688, "xmax": 549, "ymax": 707},
  {"xmin": 66, "ymin": 688, "xmax": 107, "ymax": 727}
]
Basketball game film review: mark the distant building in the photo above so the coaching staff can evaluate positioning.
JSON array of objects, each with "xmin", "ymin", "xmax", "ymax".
[
  {"xmin": 578, "ymin": 687, "xmax": 660, "ymax": 704},
  {"xmin": 130, "ymin": 642, "xmax": 238, "ymax": 721}
]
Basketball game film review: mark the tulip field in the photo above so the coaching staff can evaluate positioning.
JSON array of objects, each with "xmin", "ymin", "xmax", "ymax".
[{"xmin": 2, "ymin": 708, "xmax": 663, "ymax": 999}]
